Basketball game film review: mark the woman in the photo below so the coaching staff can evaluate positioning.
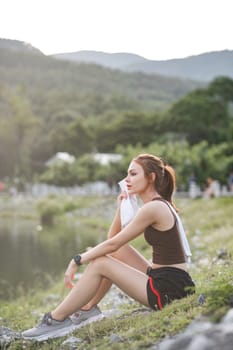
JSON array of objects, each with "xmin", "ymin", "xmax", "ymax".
[{"xmin": 22, "ymin": 154, "xmax": 195, "ymax": 341}]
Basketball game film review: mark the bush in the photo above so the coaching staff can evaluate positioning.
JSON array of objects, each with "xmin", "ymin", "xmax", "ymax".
[{"xmin": 37, "ymin": 197, "xmax": 63, "ymax": 226}]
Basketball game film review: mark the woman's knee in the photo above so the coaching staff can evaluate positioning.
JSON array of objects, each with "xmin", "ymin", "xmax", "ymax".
[
  {"xmin": 88, "ymin": 255, "xmax": 119, "ymax": 279},
  {"xmin": 89, "ymin": 256, "xmax": 110, "ymax": 271}
]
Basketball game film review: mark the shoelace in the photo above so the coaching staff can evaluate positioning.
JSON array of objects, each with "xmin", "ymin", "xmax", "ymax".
[{"xmin": 39, "ymin": 313, "xmax": 53, "ymax": 326}]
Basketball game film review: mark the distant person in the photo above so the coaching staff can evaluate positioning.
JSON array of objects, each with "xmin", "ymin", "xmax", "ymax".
[
  {"xmin": 188, "ymin": 172, "xmax": 200, "ymax": 199},
  {"xmin": 22, "ymin": 154, "xmax": 195, "ymax": 341},
  {"xmin": 0, "ymin": 181, "xmax": 5, "ymax": 193},
  {"xmin": 228, "ymin": 171, "xmax": 233, "ymax": 193},
  {"xmin": 203, "ymin": 177, "xmax": 220, "ymax": 198},
  {"xmin": 189, "ymin": 172, "xmax": 196, "ymax": 185}
]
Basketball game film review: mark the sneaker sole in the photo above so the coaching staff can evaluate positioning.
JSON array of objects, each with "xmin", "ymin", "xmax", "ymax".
[{"xmin": 22, "ymin": 324, "xmax": 76, "ymax": 342}]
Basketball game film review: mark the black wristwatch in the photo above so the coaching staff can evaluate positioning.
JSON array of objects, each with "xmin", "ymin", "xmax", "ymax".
[{"xmin": 73, "ymin": 254, "xmax": 82, "ymax": 266}]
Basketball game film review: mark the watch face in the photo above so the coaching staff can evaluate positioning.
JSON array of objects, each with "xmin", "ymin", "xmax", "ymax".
[{"xmin": 74, "ymin": 254, "xmax": 81, "ymax": 265}]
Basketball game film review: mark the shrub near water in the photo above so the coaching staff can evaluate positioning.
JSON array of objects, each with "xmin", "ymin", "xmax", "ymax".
[
  {"xmin": 36, "ymin": 195, "xmax": 113, "ymax": 226},
  {"xmin": 37, "ymin": 197, "xmax": 63, "ymax": 226}
]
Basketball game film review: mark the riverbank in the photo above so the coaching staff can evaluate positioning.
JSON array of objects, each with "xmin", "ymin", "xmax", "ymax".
[
  {"xmin": 1, "ymin": 196, "xmax": 233, "ymax": 349},
  {"xmin": 0, "ymin": 195, "xmax": 116, "ymax": 301}
]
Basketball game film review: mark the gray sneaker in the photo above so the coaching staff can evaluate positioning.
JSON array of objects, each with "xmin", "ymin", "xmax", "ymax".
[
  {"xmin": 21, "ymin": 312, "xmax": 74, "ymax": 341},
  {"xmin": 70, "ymin": 305, "xmax": 102, "ymax": 325}
]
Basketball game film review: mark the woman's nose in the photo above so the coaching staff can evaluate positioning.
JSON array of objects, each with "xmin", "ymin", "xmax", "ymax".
[{"xmin": 125, "ymin": 176, "xmax": 130, "ymax": 183}]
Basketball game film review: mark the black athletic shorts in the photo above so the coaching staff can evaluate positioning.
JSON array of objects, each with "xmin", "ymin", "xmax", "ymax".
[{"xmin": 146, "ymin": 266, "xmax": 195, "ymax": 311}]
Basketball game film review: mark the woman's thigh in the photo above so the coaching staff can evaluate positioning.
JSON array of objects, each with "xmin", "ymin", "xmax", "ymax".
[
  {"xmin": 93, "ymin": 255, "xmax": 150, "ymax": 308},
  {"xmin": 110, "ymin": 244, "xmax": 150, "ymax": 273}
]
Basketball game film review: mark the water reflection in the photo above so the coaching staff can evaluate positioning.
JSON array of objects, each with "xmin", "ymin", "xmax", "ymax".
[{"xmin": 0, "ymin": 217, "xmax": 100, "ymax": 300}]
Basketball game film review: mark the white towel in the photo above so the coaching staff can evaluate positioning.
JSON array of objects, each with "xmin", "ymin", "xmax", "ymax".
[
  {"xmin": 165, "ymin": 202, "xmax": 192, "ymax": 263},
  {"xmin": 118, "ymin": 179, "xmax": 192, "ymax": 263},
  {"xmin": 118, "ymin": 179, "xmax": 139, "ymax": 228}
]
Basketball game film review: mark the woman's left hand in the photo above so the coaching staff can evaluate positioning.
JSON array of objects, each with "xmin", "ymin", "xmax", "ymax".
[
  {"xmin": 64, "ymin": 259, "xmax": 77, "ymax": 289},
  {"xmin": 117, "ymin": 191, "xmax": 128, "ymax": 208}
]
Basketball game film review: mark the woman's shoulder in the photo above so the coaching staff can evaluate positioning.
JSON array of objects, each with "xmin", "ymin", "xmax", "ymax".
[
  {"xmin": 145, "ymin": 198, "xmax": 169, "ymax": 208},
  {"xmin": 141, "ymin": 199, "xmax": 169, "ymax": 216},
  {"xmin": 144, "ymin": 199, "xmax": 176, "ymax": 218}
]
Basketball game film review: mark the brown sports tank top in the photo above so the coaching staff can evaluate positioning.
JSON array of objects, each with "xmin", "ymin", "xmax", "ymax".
[{"xmin": 144, "ymin": 198, "xmax": 185, "ymax": 265}]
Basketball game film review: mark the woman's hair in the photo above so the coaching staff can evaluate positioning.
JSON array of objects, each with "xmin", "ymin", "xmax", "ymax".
[{"xmin": 133, "ymin": 153, "xmax": 177, "ymax": 209}]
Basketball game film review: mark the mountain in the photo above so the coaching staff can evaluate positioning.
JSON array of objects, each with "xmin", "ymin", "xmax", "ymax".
[
  {"xmin": 52, "ymin": 50, "xmax": 147, "ymax": 69},
  {"xmin": 51, "ymin": 49, "xmax": 233, "ymax": 82},
  {"xmin": 0, "ymin": 38, "xmax": 43, "ymax": 55},
  {"xmin": 2, "ymin": 38, "xmax": 232, "ymax": 82},
  {"xmin": 125, "ymin": 50, "xmax": 233, "ymax": 81}
]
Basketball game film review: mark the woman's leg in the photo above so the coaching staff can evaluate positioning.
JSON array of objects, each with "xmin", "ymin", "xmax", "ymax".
[
  {"xmin": 52, "ymin": 255, "xmax": 149, "ymax": 321},
  {"xmin": 82, "ymin": 244, "xmax": 150, "ymax": 309}
]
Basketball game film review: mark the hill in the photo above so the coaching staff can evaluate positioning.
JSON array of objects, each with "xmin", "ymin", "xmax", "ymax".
[
  {"xmin": 0, "ymin": 38, "xmax": 203, "ymax": 178},
  {"xmin": 0, "ymin": 37, "xmax": 43, "ymax": 55},
  {"xmin": 52, "ymin": 50, "xmax": 147, "ymax": 69},
  {"xmin": 0, "ymin": 38, "xmax": 201, "ymax": 117},
  {"xmin": 52, "ymin": 49, "xmax": 233, "ymax": 82},
  {"xmin": 126, "ymin": 50, "xmax": 233, "ymax": 81}
]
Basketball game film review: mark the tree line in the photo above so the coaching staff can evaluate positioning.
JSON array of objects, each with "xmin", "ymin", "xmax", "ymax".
[{"xmin": 0, "ymin": 75, "xmax": 232, "ymax": 191}]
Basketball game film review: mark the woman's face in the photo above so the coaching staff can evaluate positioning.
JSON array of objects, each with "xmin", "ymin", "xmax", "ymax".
[{"xmin": 125, "ymin": 161, "xmax": 149, "ymax": 195}]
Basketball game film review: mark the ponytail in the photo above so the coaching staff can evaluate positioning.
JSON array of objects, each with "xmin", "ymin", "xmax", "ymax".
[{"xmin": 158, "ymin": 165, "xmax": 178, "ymax": 211}]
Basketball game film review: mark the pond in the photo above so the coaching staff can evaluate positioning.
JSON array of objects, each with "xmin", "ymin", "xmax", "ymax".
[{"xmin": 0, "ymin": 216, "xmax": 102, "ymax": 300}]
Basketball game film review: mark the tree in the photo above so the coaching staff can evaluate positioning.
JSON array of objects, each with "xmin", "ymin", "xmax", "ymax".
[
  {"xmin": 95, "ymin": 111, "xmax": 161, "ymax": 152},
  {"xmin": 164, "ymin": 77, "xmax": 233, "ymax": 144},
  {"xmin": 58, "ymin": 119, "xmax": 94, "ymax": 157},
  {"xmin": 0, "ymin": 87, "xmax": 39, "ymax": 179}
]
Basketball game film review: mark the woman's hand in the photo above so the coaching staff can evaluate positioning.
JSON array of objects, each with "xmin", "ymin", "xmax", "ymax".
[
  {"xmin": 64, "ymin": 259, "xmax": 78, "ymax": 289},
  {"xmin": 117, "ymin": 191, "xmax": 128, "ymax": 208}
]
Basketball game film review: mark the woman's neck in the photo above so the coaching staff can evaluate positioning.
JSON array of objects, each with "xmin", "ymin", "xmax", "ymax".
[{"xmin": 140, "ymin": 190, "xmax": 161, "ymax": 204}]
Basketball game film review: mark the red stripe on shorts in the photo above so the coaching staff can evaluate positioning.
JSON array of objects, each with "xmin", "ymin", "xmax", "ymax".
[{"xmin": 149, "ymin": 276, "xmax": 163, "ymax": 310}]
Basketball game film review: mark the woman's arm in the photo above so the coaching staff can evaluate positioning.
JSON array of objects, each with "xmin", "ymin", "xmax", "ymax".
[
  {"xmin": 64, "ymin": 201, "xmax": 158, "ymax": 287},
  {"xmin": 80, "ymin": 201, "xmax": 158, "ymax": 264}
]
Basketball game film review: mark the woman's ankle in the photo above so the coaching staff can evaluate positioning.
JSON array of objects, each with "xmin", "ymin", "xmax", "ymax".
[
  {"xmin": 81, "ymin": 304, "xmax": 96, "ymax": 311},
  {"xmin": 51, "ymin": 311, "xmax": 66, "ymax": 322}
]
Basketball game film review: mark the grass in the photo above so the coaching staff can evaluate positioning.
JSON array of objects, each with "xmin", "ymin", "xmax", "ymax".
[{"xmin": 1, "ymin": 196, "xmax": 233, "ymax": 349}]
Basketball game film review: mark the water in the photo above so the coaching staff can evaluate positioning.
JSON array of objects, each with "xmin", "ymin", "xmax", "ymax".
[{"xmin": 0, "ymin": 217, "xmax": 101, "ymax": 300}]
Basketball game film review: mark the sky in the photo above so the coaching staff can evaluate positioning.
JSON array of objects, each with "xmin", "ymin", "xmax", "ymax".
[{"xmin": 0, "ymin": 0, "xmax": 232, "ymax": 60}]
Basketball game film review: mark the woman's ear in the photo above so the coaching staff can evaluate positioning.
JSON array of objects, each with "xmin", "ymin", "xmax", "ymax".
[{"xmin": 149, "ymin": 172, "xmax": 156, "ymax": 183}]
